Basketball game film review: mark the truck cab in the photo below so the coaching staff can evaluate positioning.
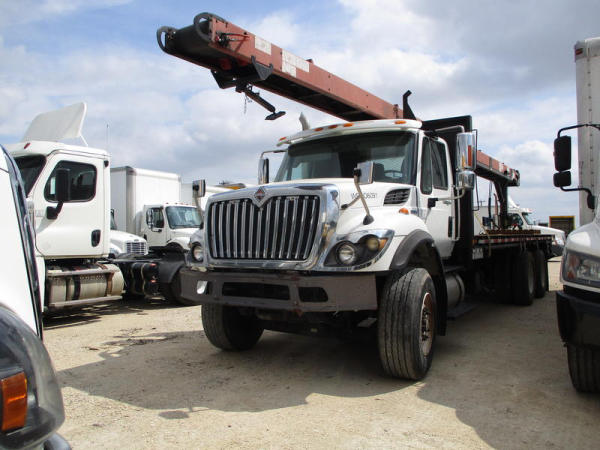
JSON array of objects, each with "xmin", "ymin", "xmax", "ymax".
[{"xmin": 142, "ymin": 202, "xmax": 201, "ymax": 249}]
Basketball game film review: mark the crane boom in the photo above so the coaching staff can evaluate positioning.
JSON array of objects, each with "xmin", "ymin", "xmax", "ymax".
[{"xmin": 157, "ymin": 12, "xmax": 519, "ymax": 186}]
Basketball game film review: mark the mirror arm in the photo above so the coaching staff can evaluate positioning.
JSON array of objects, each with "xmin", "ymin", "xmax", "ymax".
[
  {"xmin": 559, "ymin": 185, "xmax": 596, "ymax": 210},
  {"xmin": 46, "ymin": 202, "xmax": 64, "ymax": 220},
  {"xmin": 352, "ymin": 168, "xmax": 374, "ymax": 225}
]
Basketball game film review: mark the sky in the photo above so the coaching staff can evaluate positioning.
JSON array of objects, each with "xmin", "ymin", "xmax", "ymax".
[{"xmin": 1, "ymin": 0, "xmax": 598, "ymax": 224}]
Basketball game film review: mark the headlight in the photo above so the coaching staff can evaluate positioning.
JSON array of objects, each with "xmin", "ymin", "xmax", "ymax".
[
  {"xmin": 191, "ymin": 245, "xmax": 204, "ymax": 262},
  {"xmin": 325, "ymin": 230, "xmax": 392, "ymax": 268},
  {"xmin": 562, "ymin": 250, "xmax": 600, "ymax": 287},
  {"xmin": 337, "ymin": 243, "xmax": 358, "ymax": 265},
  {"xmin": 0, "ymin": 308, "xmax": 65, "ymax": 449}
]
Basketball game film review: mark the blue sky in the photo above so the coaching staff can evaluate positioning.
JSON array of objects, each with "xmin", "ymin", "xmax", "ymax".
[{"xmin": 1, "ymin": 0, "xmax": 599, "ymax": 224}]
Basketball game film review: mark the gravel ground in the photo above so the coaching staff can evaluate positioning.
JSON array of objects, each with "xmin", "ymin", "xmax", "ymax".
[{"xmin": 44, "ymin": 259, "xmax": 600, "ymax": 449}]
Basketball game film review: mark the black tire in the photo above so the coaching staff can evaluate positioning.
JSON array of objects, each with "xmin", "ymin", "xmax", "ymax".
[
  {"xmin": 511, "ymin": 250, "xmax": 535, "ymax": 306},
  {"xmin": 533, "ymin": 249, "xmax": 548, "ymax": 298},
  {"xmin": 202, "ymin": 304, "xmax": 263, "ymax": 351},
  {"xmin": 160, "ymin": 271, "xmax": 201, "ymax": 306},
  {"xmin": 378, "ymin": 268, "xmax": 437, "ymax": 380},
  {"xmin": 567, "ymin": 344, "xmax": 600, "ymax": 393}
]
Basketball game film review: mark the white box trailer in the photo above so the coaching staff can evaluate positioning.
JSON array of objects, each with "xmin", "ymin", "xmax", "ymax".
[{"xmin": 111, "ymin": 167, "xmax": 182, "ymax": 235}]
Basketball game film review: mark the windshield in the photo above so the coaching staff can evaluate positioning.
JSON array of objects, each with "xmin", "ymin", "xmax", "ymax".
[
  {"xmin": 275, "ymin": 131, "xmax": 416, "ymax": 184},
  {"xmin": 522, "ymin": 212, "xmax": 533, "ymax": 225},
  {"xmin": 14, "ymin": 155, "xmax": 46, "ymax": 196},
  {"xmin": 165, "ymin": 206, "xmax": 201, "ymax": 229}
]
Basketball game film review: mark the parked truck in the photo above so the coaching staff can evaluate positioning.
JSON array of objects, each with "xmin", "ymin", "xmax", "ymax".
[
  {"xmin": 158, "ymin": 13, "xmax": 553, "ymax": 380},
  {"xmin": 553, "ymin": 36, "xmax": 600, "ymax": 392},
  {"xmin": 0, "ymin": 144, "xmax": 69, "ymax": 449},
  {"xmin": 6, "ymin": 103, "xmax": 188, "ymax": 310},
  {"xmin": 110, "ymin": 166, "xmax": 202, "ymax": 250}
]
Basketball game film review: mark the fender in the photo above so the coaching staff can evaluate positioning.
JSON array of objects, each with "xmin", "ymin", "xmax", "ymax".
[
  {"xmin": 147, "ymin": 246, "xmax": 186, "ymax": 284},
  {"xmin": 389, "ymin": 229, "xmax": 448, "ymax": 335}
]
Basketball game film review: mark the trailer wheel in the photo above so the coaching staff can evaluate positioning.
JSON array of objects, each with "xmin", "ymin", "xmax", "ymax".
[
  {"xmin": 378, "ymin": 268, "xmax": 437, "ymax": 380},
  {"xmin": 567, "ymin": 344, "xmax": 600, "ymax": 393},
  {"xmin": 533, "ymin": 249, "xmax": 548, "ymax": 298},
  {"xmin": 202, "ymin": 304, "xmax": 263, "ymax": 351},
  {"xmin": 511, "ymin": 250, "xmax": 535, "ymax": 306}
]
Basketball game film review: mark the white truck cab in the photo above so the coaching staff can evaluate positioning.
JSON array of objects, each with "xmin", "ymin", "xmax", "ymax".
[
  {"xmin": 553, "ymin": 36, "xmax": 600, "ymax": 392},
  {"xmin": 141, "ymin": 202, "xmax": 201, "ymax": 249}
]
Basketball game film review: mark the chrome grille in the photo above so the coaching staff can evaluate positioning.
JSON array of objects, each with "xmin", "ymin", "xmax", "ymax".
[
  {"xmin": 126, "ymin": 241, "xmax": 147, "ymax": 255},
  {"xmin": 208, "ymin": 195, "xmax": 320, "ymax": 260},
  {"xmin": 384, "ymin": 189, "xmax": 410, "ymax": 205}
]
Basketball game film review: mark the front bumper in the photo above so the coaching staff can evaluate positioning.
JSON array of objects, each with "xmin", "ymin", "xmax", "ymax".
[
  {"xmin": 179, "ymin": 268, "xmax": 378, "ymax": 312},
  {"xmin": 556, "ymin": 287, "xmax": 600, "ymax": 347}
]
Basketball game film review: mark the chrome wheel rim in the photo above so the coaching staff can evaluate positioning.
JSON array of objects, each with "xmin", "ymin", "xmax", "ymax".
[{"xmin": 420, "ymin": 292, "xmax": 434, "ymax": 357}]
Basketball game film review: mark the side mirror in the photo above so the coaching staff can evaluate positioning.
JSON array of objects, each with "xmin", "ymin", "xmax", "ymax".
[
  {"xmin": 553, "ymin": 171, "xmax": 571, "ymax": 187},
  {"xmin": 456, "ymin": 132, "xmax": 476, "ymax": 170},
  {"xmin": 354, "ymin": 161, "xmax": 374, "ymax": 185},
  {"xmin": 46, "ymin": 168, "xmax": 70, "ymax": 219},
  {"xmin": 54, "ymin": 168, "xmax": 70, "ymax": 203},
  {"xmin": 553, "ymin": 136, "xmax": 572, "ymax": 171},
  {"xmin": 192, "ymin": 179, "xmax": 206, "ymax": 199},
  {"xmin": 258, "ymin": 158, "xmax": 269, "ymax": 184},
  {"xmin": 456, "ymin": 170, "xmax": 475, "ymax": 190}
]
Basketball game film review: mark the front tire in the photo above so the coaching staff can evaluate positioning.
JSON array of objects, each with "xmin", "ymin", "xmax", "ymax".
[
  {"xmin": 533, "ymin": 249, "xmax": 548, "ymax": 298},
  {"xmin": 202, "ymin": 304, "xmax": 263, "ymax": 351},
  {"xmin": 378, "ymin": 268, "xmax": 437, "ymax": 380},
  {"xmin": 511, "ymin": 250, "xmax": 535, "ymax": 306},
  {"xmin": 567, "ymin": 344, "xmax": 600, "ymax": 392}
]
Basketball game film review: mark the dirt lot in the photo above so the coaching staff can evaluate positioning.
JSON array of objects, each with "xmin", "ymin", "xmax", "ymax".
[{"xmin": 44, "ymin": 259, "xmax": 600, "ymax": 449}]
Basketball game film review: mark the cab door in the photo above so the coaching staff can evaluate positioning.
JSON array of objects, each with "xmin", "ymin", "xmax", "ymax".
[
  {"xmin": 141, "ymin": 206, "xmax": 167, "ymax": 247},
  {"xmin": 418, "ymin": 137, "xmax": 454, "ymax": 258},
  {"xmin": 33, "ymin": 154, "xmax": 106, "ymax": 258}
]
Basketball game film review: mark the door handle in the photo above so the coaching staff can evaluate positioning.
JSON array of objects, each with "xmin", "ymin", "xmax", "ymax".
[{"xmin": 91, "ymin": 229, "xmax": 101, "ymax": 247}]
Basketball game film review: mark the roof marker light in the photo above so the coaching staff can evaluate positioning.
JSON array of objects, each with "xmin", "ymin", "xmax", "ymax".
[
  {"xmin": 343, "ymin": 123, "xmax": 354, "ymax": 127},
  {"xmin": 328, "ymin": 125, "xmax": 338, "ymax": 129},
  {"xmin": 279, "ymin": 137, "xmax": 286, "ymax": 141},
  {"xmin": 395, "ymin": 120, "xmax": 406, "ymax": 125},
  {"xmin": 24, "ymin": 143, "xmax": 30, "ymax": 149}
]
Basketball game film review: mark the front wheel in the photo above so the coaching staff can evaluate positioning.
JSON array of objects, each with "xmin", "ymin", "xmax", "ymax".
[
  {"xmin": 378, "ymin": 268, "xmax": 437, "ymax": 380},
  {"xmin": 160, "ymin": 270, "xmax": 201, "ymax": 306},
  {"xmin": 202, "ymin": 304, "xmax": 263, "ymax": 351}
]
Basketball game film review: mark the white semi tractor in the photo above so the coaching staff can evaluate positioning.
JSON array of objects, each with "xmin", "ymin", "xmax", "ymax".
[
  {"xmin": 160, "ymin": 12, "xmax": 554, "ymax": 381},
  {"xmin": 553, "ymin": 36, "xmax": 600, "ymax": 392},
  {"xmin": 6, "ymin": 103, "xmax": 188, "ymax": 309}
]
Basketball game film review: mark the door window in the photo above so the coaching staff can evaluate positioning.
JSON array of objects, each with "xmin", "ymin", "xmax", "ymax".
[
  {"xmin": 146, "ymin": 208, "xmax": 165, "ymax": 229},
  {"xmin": 431, "ymin": 141, "xmax": 448, "ymax": 190},
  {"xmin": 420, "ymin": 140, "xmax": 433, "ymax": 195},
  {"xmin": 44, "ymin": 161, "xmax": 96, "ymax": 202}
]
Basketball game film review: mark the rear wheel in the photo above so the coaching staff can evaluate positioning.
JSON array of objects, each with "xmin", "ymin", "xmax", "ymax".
[
  {"xmin": 511, "ymin": 250, "xmax": 535, "ymax": 306},
  {"xmin": 202, "ymin": 304, "xmax": 263, "ymax": 351},
  {"xmin": 378, "ymin": 268, "xmax": 437, "ymax": 380},
  {"xmin": 567, "ymin": 344, "xmax": 600, "ymax": 392},
  {"xmin": 533, "ymin": 249, "xmax": 548, "ymax": 298}
]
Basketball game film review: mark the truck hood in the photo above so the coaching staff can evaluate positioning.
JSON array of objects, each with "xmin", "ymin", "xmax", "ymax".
[
  {"xmin": 110, "ymin": 230, "xmax": 146, "ymax": 245},
  {"xmin": 223, "ymin": 179, "xmax": 413, "ymax": 208},
  {"xmin": 530, "ymin": 225, "xmax": 565, "ymax": 240},
  {"xmin": 565, "ymin": 221, "xmax": 600, "ymax": 256}
]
